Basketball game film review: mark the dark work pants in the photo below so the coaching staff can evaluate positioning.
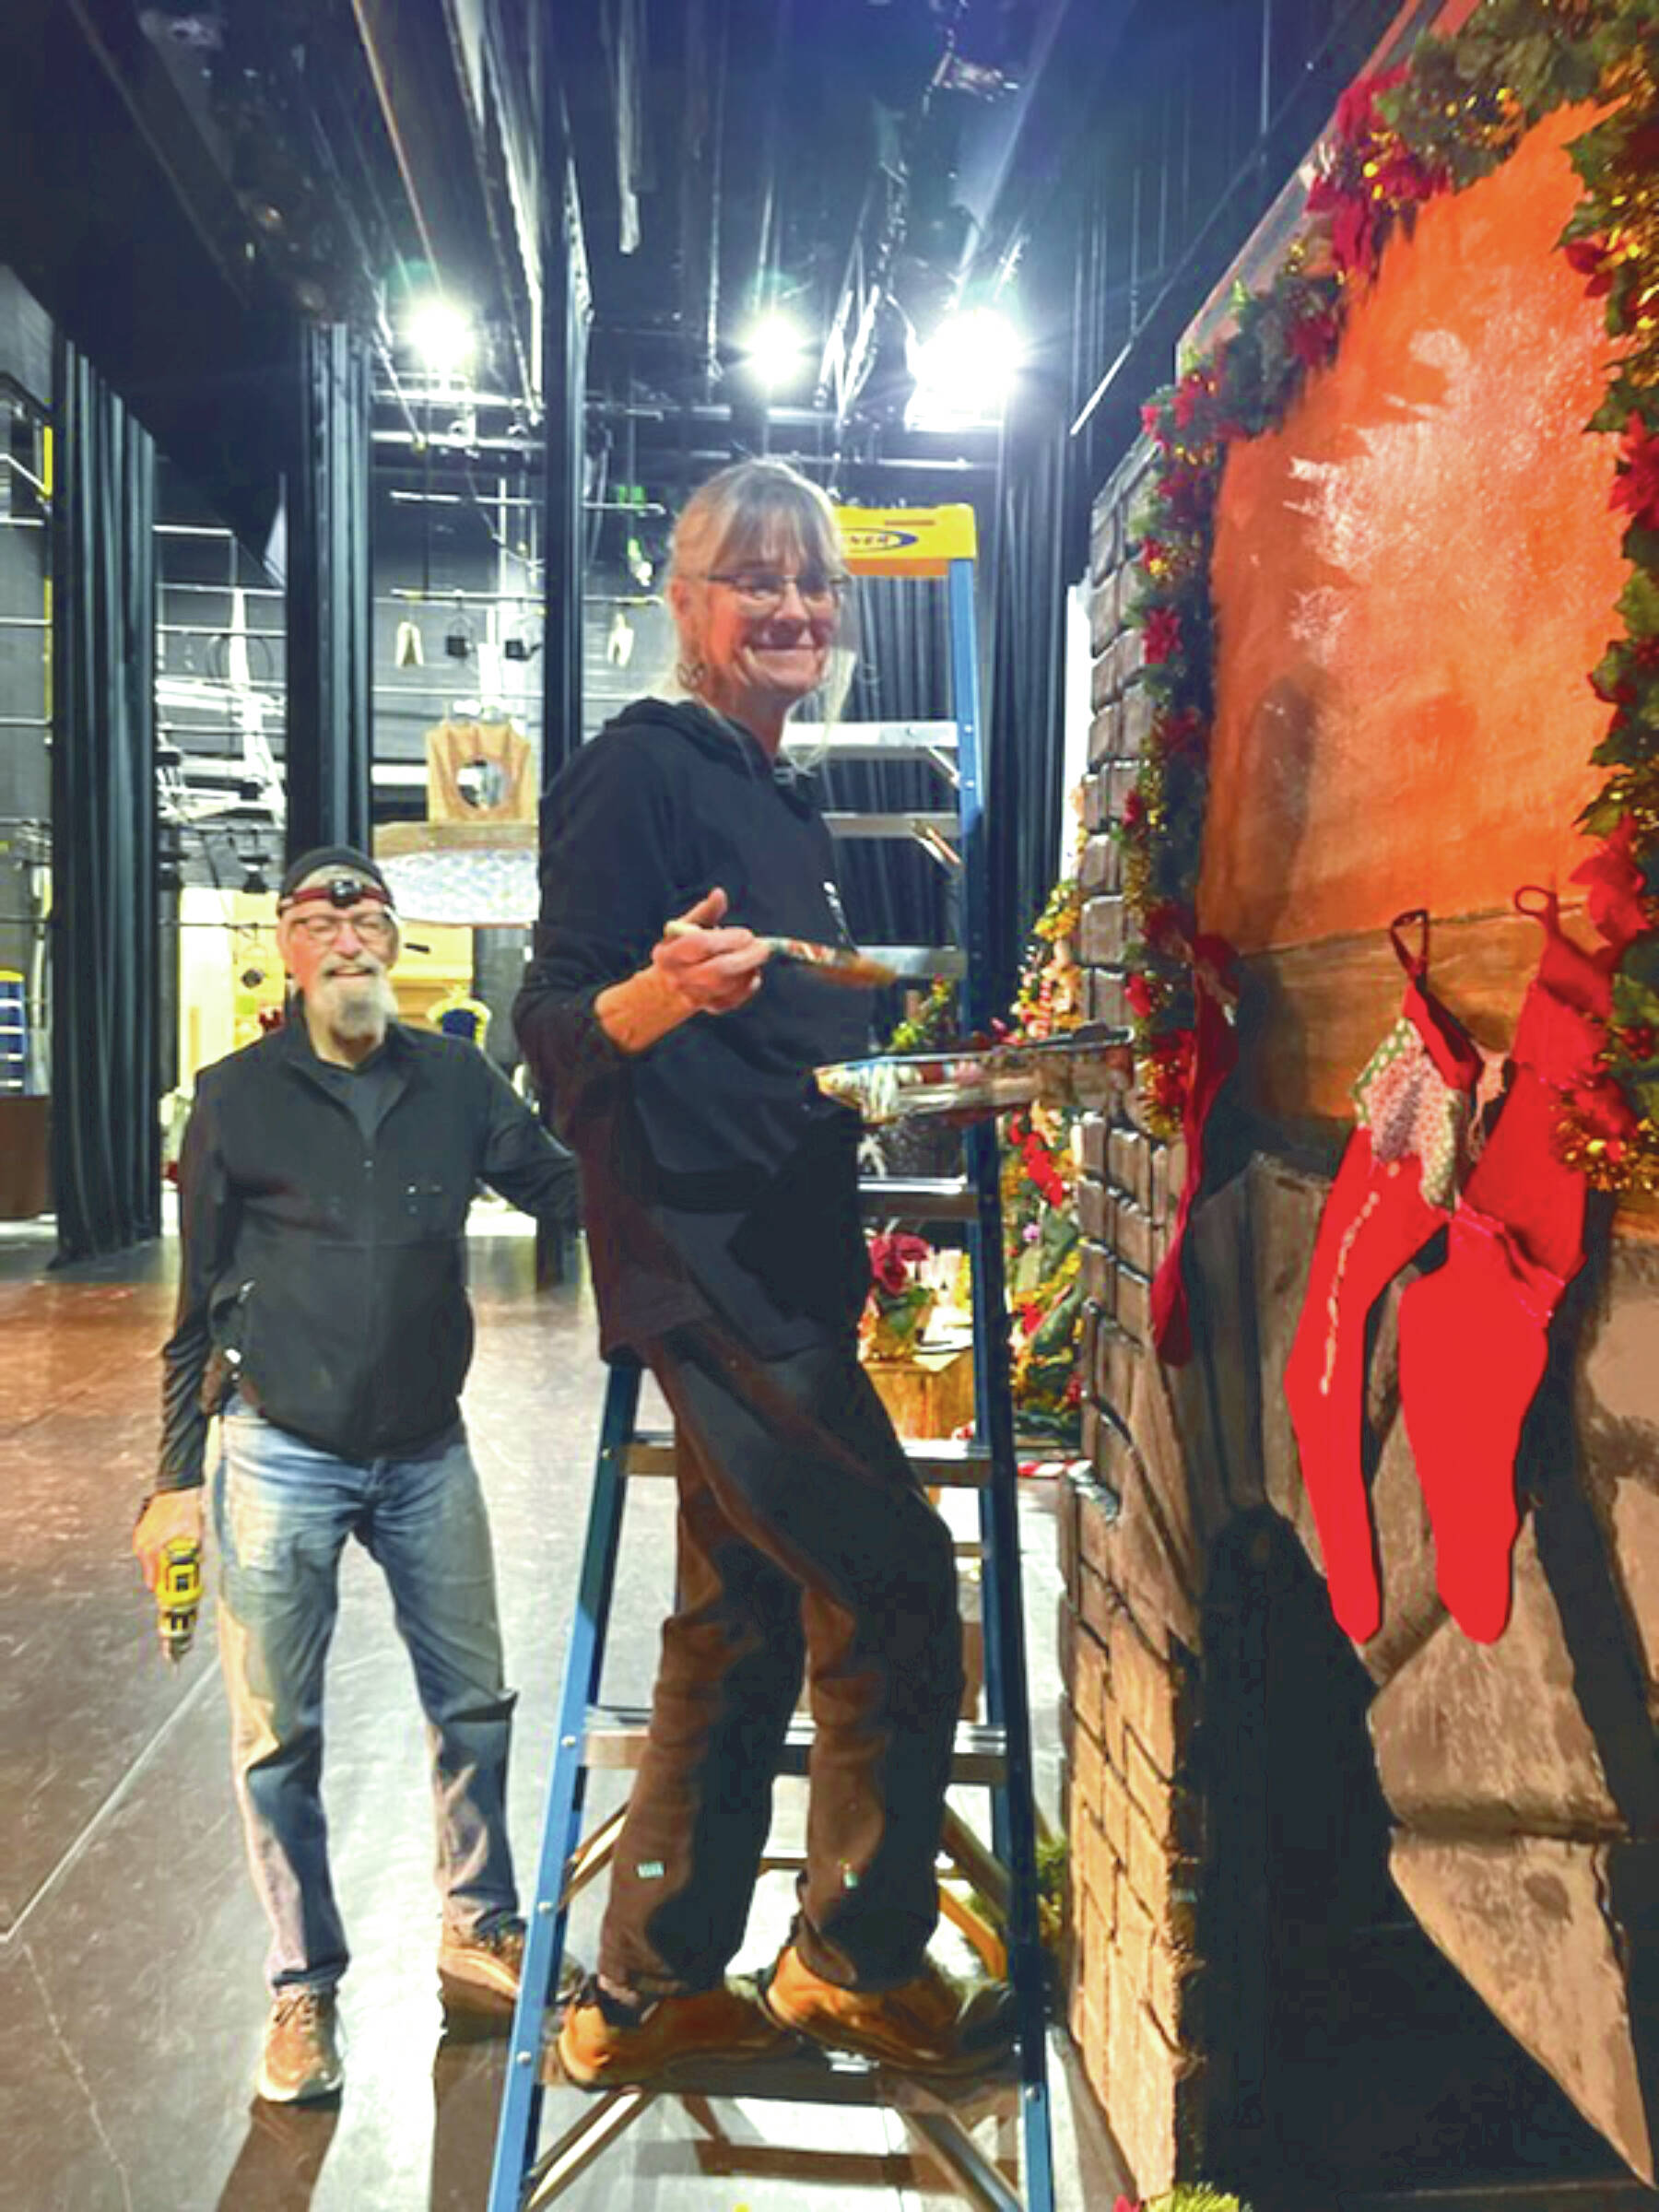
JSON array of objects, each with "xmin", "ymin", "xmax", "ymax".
[{"xmin": 597, "ymin": 1317, "xmax": 964, "ymax": 1997}]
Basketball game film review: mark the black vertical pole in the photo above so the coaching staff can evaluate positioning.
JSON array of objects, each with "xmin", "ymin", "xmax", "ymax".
[
  {"xmin": 286, "ymin": 320, "xmax": 372, "ymax": 859},
  {"xmin": 539, "ymin": 112, "xmax": 591, "ymax": 789},
  {"xmin": 535, "ymin": 59, "xmax": 592, "ymax": 1284}
]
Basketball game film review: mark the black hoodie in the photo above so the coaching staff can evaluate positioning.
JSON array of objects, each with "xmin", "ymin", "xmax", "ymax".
[{"xmin": 513, "ymin": 698, "xmax": 875, "ymax": 1358}]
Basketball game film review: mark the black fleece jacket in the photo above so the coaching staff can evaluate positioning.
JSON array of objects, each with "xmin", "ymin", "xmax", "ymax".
[
  {"xmin": 512, "ymin": 698, "xmax": 874, "ymax": 1359},
  {"xmin": 156, "ymin": 1015, "xmax": 577, "ymax": 1489}
]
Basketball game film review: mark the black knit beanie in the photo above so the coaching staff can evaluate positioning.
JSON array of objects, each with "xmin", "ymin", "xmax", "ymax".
[{"xmin": 277, "ymin": 846, "xmax": 394, "ymax": 907}]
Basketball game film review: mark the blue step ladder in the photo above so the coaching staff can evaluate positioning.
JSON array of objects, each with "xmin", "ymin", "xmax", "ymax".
[{"xmin": 489, "ymin": 507, "xmax": 1056, "ymax": 2212}]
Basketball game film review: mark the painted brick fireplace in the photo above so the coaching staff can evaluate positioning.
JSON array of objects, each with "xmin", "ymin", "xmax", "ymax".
[{"xmin": 1057, "ymin": 443, "xmax": 1659, "ymax": 2206}]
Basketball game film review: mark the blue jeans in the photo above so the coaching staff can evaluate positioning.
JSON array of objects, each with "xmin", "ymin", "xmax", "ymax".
[{"xmin": 214, "ymin": 1401, "xmax": 519, "ymax": 1994}]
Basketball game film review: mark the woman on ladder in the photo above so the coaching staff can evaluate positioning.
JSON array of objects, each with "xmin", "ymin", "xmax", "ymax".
[{"xmin": 515, "ymin": 456, "xmax": 1012, "ymax": 2086}]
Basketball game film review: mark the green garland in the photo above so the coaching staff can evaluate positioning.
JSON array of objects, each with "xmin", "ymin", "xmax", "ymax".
[{"xmin": 1121, "ymin": 0, "xmax": 1659, "ymax": 1190}]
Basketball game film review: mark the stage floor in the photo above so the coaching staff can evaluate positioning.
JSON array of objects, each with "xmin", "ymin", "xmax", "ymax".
[{"xmin": 0, "ymin": 1218, "xmax": 1124, "ymax": 2212}]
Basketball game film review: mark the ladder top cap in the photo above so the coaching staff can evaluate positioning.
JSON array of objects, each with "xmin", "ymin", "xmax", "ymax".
[{"xmin": 836, "ymin": 506, "xmax": 977, "ymax": 576}]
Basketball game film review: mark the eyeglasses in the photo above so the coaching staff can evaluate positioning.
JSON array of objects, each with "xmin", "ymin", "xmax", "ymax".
[
  {"xmin": 288, "ymin": 910, "xmax": 396, "ymax": 946},
  {"xmin": 703, "ymin": 568, "xmax": 850, "ymax": 614}
]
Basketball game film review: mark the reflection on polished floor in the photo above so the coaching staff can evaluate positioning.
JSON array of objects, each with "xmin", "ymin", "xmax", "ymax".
[{"xmin": 0, "ymin": 1218, "xmax": 1123, "ymax": 2211}]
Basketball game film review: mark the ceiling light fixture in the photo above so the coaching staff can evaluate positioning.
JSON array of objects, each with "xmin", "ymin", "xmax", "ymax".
[
  {"xmin": 406, "ymin": 296, "xmax": 477, "ymax": 385},
  {"xmin": 742, "ymin": 312, "xmax": 809, "ymax": 392},
  {"xmin": 905, "ymin": 306, "xmax": 1023, "ymax": 430}
]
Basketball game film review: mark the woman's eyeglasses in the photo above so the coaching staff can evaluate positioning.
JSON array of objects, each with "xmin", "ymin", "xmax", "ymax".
[
  {"xmin": 704, "ymin": 569, "xmax": 849, "ymax": 614},
  {"xmin": 289, "ymin": 911, "xmax": 397, "ymax": 946}
]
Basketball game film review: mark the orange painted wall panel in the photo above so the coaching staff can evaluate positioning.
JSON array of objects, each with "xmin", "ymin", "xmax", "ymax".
[{"xmin": 1197, "ymin": 107, "xmax": 1625, "ymax": 956}]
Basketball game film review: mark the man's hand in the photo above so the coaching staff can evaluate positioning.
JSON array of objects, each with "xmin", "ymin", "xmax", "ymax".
[
  {"xmin": 651, "ymin": 888, "xmax": 770, "ymax": 1016},
  {"xmin": 132, "ymin": 1488, "xmax": 205, "ymax": 1593}
]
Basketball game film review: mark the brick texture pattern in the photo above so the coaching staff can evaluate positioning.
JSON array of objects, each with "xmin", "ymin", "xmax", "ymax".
[{"xmin": 1060, "ymin": 444, "xmax": 1205, "ymax": 2198}]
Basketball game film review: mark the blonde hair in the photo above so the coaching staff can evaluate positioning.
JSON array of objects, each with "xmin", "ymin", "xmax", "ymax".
[{"xmin": 665, "ymin": 458, "xmax": 855, "ymax": 725}]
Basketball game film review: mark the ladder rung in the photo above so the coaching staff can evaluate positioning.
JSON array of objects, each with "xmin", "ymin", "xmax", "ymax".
[
  {"xmin": 583, "ymin": 1709, "xmax": 1008, "ymax": 1785},
  {"xmin": 905, "ymin": 1439, "xmax": 992, "ymax": 1487},
  {"xmin": 860, "ymin": 1176, "xmax": 978, "ymax": 1220},
  {"xmin": 823, "ymin": 811, "xmax": 959, "ymax": 840},
  {"xmin": 541, "ymin": 2042, "xmax": 1019, "ymax": 2105},
  {"xmin": 622, "ymin": 1433, "xmax": 994, "ymax": 1487},
  {"xmin": 620, "ymin": 1433, "xmax": 676, "ymax": 1477},
  {"xmin": 781, "ymin": 718, "xmax": 959, "ymax": 759}
]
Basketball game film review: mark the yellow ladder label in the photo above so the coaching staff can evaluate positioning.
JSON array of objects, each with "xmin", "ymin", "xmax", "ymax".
[{"xmin": 836, "ymin": 504, "xmax": 978, "ymax": 576}]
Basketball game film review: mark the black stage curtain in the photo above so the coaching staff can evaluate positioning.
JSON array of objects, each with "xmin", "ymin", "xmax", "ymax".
[
  {"xmin": 984, "ymin": 397, "xmax": 1069, "ymax": 1013},
  {"xmin": 50, "ymin": 337, "xmax": 161, "ymax": 1260},
  {"xmin": 818, "ymin": 441, "xmax": 1069, "ymax": 1014},
  {"xmin": 820, "ymin": 571, "xmax": 955, "ymax": 954}
]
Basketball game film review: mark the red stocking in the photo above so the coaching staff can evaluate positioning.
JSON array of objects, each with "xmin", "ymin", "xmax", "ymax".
[
  {"xmin": 1285, "ymin": 912, "xmax": 1482, "ymax": 1641},
  {"xmin": 1397, "ymin": 888, "xmax": 1622, "ymax": 1642}
]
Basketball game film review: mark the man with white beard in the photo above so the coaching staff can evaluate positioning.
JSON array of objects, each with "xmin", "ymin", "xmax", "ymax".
[{"xmin": 133, "ymin": 847, "xmax": 577, "ymax": 2106}]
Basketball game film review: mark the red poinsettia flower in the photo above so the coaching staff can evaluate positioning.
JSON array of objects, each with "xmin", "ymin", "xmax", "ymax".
[
  {"xmin": 1141, "ymin": 400, "xmax": 1185, "ymax": 451},
  {"xmin": 869, "ymin": 1230, "xmax": 933, "ymax": 1294},
  {"xmin": 1332, "ymin": 62, "xmax": 1409, "ymax": 147},
  {"xmin": 1157, "ymin": 705, "xmax": 1205, "ymax": 758},
  {"xmin": 1289, "ymin": 302, "xmax": 1343, "ymax": 368},
  {"xmin": 1140, "ymin": 536, "xmax": 1170, "ymax": 574},
  {"xmin": 1589, "ymin": 654, "xmax": 1637, "ymax": 708},
  {"xmin": 1371, "ymin": 147, "xmax": 1448, "ymax": 206},
  {"xmin": 1142, "ymin": 1027, "xmax": 1194, "ymax": 1123},
  {"xmin": 1120, "ymin": 787, "xmax": 1147, "ymax": 833},
  {"xmin": 1125, "ymin": 971, "xmax": 1159, "ymax": 1020},
  {"xmin": 1563, "ymin": 234, "xmax": 1614, "ymax": 298},
  {"xmin": 1611, "ymin": 413, "xmax": 1659, "ymax": 534},
  {"xmin": 1323, "ymin": 189, "xmax": 1378, "ymax": 278},
  {"xmin": 1567, "ymin": 1077, "xmax": 1641, "ymax": 1155},
  {"xmin": 1171, "ymin": 367, "xmax": 1214, "ymax": 430},
  {"xmin": 1143, "ymin": 605, "xmax": 1183, "ymax": 665},
  {"xmin": 1155, "ymin": 457, "xmax": 1213, "ymax": 531},
  {"xmin": 1142, "ymin": 899, "xmax": 1193, "ymax": 954},
  {"xmin": 1572, "ymin": 814, "xmax": 1653, "ymax": 948}
]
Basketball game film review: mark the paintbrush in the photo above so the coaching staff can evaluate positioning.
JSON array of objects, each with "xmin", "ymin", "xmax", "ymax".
[{"xmin": 664, "ymin": 918, "xmax": 896, "ymax": 989}]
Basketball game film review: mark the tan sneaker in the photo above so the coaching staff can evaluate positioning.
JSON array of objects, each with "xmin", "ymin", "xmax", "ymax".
[
  {"xmin": 256, "ymin": 1989, "xmax": 344, "ymax": 2103},
  {"xmin": 760, "ymin": 1944, "xmax": 1015, "ymax": 2078},
  {"xmin": 555, "ymin": 1976, "xmax": 794, "ymax": 2089},
  {"xmin": 439, "ymin": 1920, "xmax": 586, "ymax": 2013},
  {"xmin": 438, "ymin": 1917, "xmax": 525, "ymax": 2003}
]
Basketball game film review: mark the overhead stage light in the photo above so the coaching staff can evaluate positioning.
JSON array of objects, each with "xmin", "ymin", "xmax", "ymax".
[
  {"xmin": 742, "ymin": 312, "xmax": 809, "ymax": 392},
  {"xmin": 406, "ymin": 296, "xmax": 477, "ymax": 384},
  {"xmin": 906, "ymin": 306, "xmax": 1023, "ymax": 430}
]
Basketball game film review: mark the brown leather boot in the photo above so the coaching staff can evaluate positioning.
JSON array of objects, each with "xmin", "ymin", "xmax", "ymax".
[
  {"xmin": 555, "ymin": 1976, "xmax": 794, "ymax": 2088},
  {"xmin": 760, "ymin": 1944, "xmax": 1016, "ymax": 2078}
]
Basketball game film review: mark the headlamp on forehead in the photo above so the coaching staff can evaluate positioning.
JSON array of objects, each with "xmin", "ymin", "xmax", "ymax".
[{"xmin": 279, "ymin": 877, "xmax": 394, "ymax": 916}]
